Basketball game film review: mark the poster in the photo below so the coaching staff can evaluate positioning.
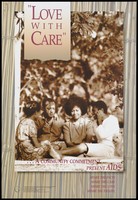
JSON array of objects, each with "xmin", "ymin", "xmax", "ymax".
[
  {"xmin": 14, "ymin": 2, "xmax": 124, "ymax": 172},
  {"xmin": 2, "ymin": 1, "xmax": 136, "ymax": 198}
]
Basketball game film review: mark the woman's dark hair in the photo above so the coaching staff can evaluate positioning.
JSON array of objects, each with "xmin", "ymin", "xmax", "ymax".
[
  {"xmin": 63, "ymin": 95, "xmax": 88, "ymax": 116},
  {"xmin": 42, "ymin": 97, "xmax": 57, "ymax": 117},
  {"xmin": 23, "ymin": 101, "xmax": 40, "ymax": 117},
  {"xmin": 93, "ymin": 100, "xmax": 108, "ymax": 114}
]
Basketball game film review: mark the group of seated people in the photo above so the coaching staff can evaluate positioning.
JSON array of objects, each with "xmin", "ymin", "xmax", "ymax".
[{"xmin": 15, "ymin": 95, "xmax": 123, "ymax": 161}]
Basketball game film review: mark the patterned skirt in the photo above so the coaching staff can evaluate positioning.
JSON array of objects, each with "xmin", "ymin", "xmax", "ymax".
[{"xmin": 15, "ymin": 140, "xmax": 49, "ymax": 160}]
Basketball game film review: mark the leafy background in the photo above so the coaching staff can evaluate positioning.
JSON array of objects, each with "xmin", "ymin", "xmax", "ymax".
[{"xmin": 19, "ymin": 11, "xmax": 124, "ymax": 123}]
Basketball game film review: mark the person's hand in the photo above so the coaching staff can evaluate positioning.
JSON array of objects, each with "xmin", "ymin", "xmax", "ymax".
[
  {"xmin": 37, "ymin": 147, "xmax": 45, "ymax": 155},
  {"xmin": 93, "ymin": 120, "xmax": 98, "ymax": 133},
  {"xmin": 41, "ymin": 140, "xmax": 51, "ymax": 151}
]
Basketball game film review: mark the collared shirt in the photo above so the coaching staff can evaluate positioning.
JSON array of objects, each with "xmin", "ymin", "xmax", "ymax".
[
  {"xmin": 38, "ymin": 114, "xmax": 64, "ymax": 142},
  {"xmin": 63, "ymin": 117, "xmax": 95, "ymax": 147}
]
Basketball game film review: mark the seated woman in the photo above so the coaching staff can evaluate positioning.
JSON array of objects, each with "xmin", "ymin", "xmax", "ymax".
[
  {"xmin": 59, "ymin": 100, "xmax": 120, "ymax": 158},
  {"xmin": 15, "ymin": 101, "xmax": 61, "ymax": 160},
  {"xmin": 37, "ymin": 97, "xmax": 65, "ymax": 149},
  {"xmin": 62, "ymin": 95, "xmax": 95, "ymax": 147}
]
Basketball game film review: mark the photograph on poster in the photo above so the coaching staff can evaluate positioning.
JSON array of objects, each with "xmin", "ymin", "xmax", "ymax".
[{"xmin": 14, "ymin": 10, "xmax": 124, "ymax": 172}]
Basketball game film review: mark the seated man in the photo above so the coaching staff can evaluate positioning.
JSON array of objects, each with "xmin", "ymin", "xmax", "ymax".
[{"xmin": 38, "ymin": 97, "xmax": 65, "ymax": 149}]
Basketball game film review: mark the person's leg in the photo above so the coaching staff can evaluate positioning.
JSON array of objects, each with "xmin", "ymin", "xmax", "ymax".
[
  {"xmin": 48, "ymin": 145, "xmax": 62, "ymax": 159},
  {"xmin": 85, "ymin": 143, "xmax": 114, "ymax": 158},
  {"xmin": 60, "ymin": 143, "xmax": 87, "ymax": 156},
  {"xmin": 41, "ymin": 140, "xmax": 62, "ymax": 159}
]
